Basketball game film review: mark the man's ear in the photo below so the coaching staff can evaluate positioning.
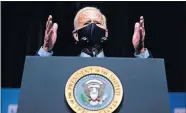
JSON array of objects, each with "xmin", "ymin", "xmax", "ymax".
[{"xmin": 72, "ymin": 30, "xmax": 79, "ymax": 41}]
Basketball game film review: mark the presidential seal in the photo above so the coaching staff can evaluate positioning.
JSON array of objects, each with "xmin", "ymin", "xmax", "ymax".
[{"xmin": 65, "ymin": 66, "xmax": 123, "ymax": 113}]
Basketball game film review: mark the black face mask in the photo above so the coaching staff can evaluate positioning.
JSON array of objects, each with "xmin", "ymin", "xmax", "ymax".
[{"xmin": 76, "ymin": 23, "xmax": 108, "ymax": 57}]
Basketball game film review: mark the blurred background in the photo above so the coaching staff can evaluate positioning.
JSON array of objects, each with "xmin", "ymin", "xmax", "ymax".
[{"xmin": 1, "ymin": 1, "xmax": 186, "ymax": 113}]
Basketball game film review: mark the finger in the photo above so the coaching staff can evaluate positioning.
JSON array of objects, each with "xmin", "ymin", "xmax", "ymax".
[
  {"xmin": 140, "ymin": 16, "xmax": 143, "ymax": 20},
  {"xmin": 52, "ymin": 23, "xmax": 58, "ymax": 41},
  {"xmin": 52, "ymin": 23, "xmax": 58, "ymax": 32},
  {"xmin": 140, "ymin": 27, "xmax": 143, "ymax": 34},
  {"xmin": 45, "ymin": 28, "xmax": 53, "ymax": 41},
  {"xmin": 46, "ymin": 21, "xmax": 53, "ymax": 34},
  {"xmin": 46, "ymin": 15, "xmax": 52, "ymax": 28},
  {"xmin": 140, "ymin": 16, "xmax": 144, "ymax": 28},
  {"xmin": 46, "ymin": 20, "xmax": 52, "ymax": 34},
  {"xmin": 134, "ymin": 22, "xmax": 140, "ymax": 32},
  {"xmin": 140, "ymin": 27, "xmax": 145, "ymax": 40},
  {"xmin": 48, "ymin": 29, "xmax": 53, "ymax": 39},
  {"xmin": 140, "ymin": 26, "xmax": 145, "ymax": 32}
]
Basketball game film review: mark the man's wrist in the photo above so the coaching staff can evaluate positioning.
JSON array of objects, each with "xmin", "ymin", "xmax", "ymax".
[
  {"xmin": 134, "ymin": 48, "xmax": 149, "ymax": 58},
  {"xmin": 43, "ymin": 46, "xmax": 52, "ymax": 52},
  {"xmin": 140, "ymin": 47, "xmax": 146, "ymax": 53},
  {"xmin": 38, "ymin": 46, "xmax": 53, "ymax": 56},
  {"xmin": 135, "ymin": 47, "xmax": 145, "ymax": 55}
]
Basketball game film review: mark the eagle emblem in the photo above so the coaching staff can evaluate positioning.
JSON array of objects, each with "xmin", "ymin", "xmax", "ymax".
[
  {"xmin": 65, "ymin": 66, "xmax": 123, "ymax": 113},
  {"xmin": 81, "ymin": 79, "xmax": 108, "ymax": 106}
]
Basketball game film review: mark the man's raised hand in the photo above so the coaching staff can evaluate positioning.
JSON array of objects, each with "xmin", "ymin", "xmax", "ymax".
[
  {"xmin": 132, "ymin": 16, "xmax": 146, "ymax": 54},
  {"xmin": 43, "ymin": 15, "xmax": 58, "ymax": 52}
]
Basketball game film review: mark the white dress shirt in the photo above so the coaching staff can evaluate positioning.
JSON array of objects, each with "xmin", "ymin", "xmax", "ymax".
[{"xmin": 38, "ymin": 47, "xmax": 150, "ymax": 58}]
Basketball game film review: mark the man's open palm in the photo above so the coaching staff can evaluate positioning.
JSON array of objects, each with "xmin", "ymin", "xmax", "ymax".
[
  {"xmin": 132, "ymin": 16, "xmax": 145, "ymax": 54},
  {"xmin": 43, "ymin": 15, "xmax": 58, "ymax": 51}
]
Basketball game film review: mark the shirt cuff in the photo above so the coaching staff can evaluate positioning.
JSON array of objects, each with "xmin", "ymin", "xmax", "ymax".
[
  {"xmin": 134, "ymin": 48, "xmax": 150, "ymax": 58},
  {"xmin": 38, "ymin": 47, "xmax": 53, "ymax": 57}
]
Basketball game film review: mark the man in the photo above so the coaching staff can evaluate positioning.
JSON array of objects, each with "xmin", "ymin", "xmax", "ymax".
[{"xmin": 37, "ymin": 7, "xmax": 151, "ymax": 58}]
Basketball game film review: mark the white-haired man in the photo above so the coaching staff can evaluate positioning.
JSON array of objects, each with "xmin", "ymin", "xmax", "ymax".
[{"xmin": 37, "ymin": 7, "xmax": 151, "ymax": 58}]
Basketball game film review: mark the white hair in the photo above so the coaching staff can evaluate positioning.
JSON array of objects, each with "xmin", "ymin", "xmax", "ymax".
[{"xmin": 74, "ymin": 7, "xmax": 107, "ymax": 29}]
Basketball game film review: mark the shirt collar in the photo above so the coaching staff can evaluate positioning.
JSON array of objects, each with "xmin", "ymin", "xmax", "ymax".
[{"xmin": 80, "ymin": 51, "xmax": 105, "ymax": 58}]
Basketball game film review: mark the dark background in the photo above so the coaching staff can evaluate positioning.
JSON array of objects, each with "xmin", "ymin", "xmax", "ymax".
[{"xmin": 1, "ymin": 1, "xmax": 186, "ymax": 92}]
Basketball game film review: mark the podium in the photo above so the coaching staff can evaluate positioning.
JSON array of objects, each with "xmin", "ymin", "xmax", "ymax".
[{"xmin": 17, "ymin": 56, "xmax": 170, "ymax": 113}]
